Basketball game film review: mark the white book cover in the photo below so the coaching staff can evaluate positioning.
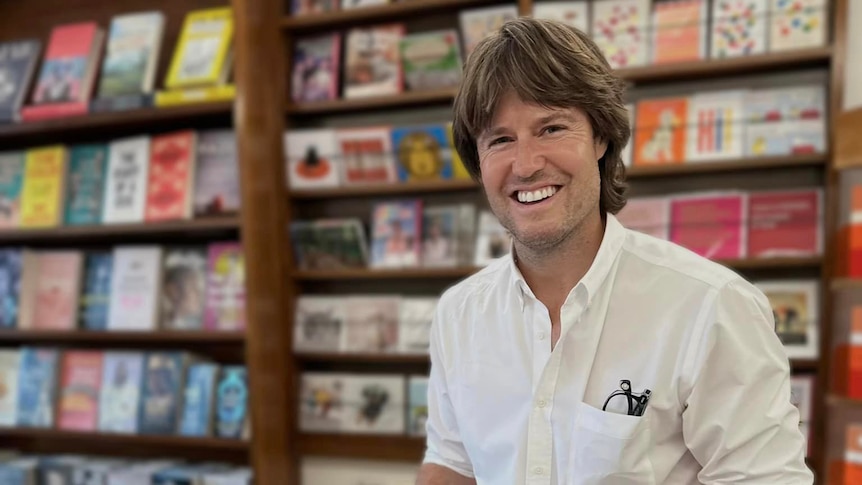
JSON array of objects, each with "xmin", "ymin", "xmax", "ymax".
[
  {"xmin": 102, "ymin": 136, "xmax": 151, "ymax": 224},
  {"xmin": 790, "ymin": 375, "xmax": 813, "ymax": 424},
  {"xmin": 622, "ymin": 103, "xmax": 635, "ymax": 167},
  {"xmin": 769, "ymin": 0, "xmax": 827, "ymax": 52},
  {"xmin": 459, "ymin": 5, "xmax": 519, "ymax": 58},
  {"xmin": 532, "ymin": 1, "xmax": 590, "ymax": 33},
  {"xmin": 710, "ymin": 0, "xmax": 768, "ymax": 58},
  {"xmin": 341, "ymin": 0, "xmax": 388, "ymax": 9},
  {"xmin": 474, "ymin": 210, "xmax": 512, "ymax": 266},
  {"xmin": 342, "ymin": 374, "xmax": 405, "ymax": 434},
  {"xmin": 398, "ymin": 297, "xmax": 437, "ymax": 354},
  {"xmin": 98, "ymin": 11, "xmax": 165, "ymax": 97},
  {"xmin": 408, "ymin": 375, "xmax": 429, "ymax": 437},
  {"xmin": 335, "ymin": 126, "xmax": 397, "ymax": 185},
  {"xmin": 203, "ymin": 468, "xmax": 254, "ymax": 485},
  {"xmin": 98, "ymin": 351, "xmax": 145, "ymax": 433},
  {"xmin": 457, "ymin": 203, "xmax": 477, "ymax": 266},
  {"xmin": 745, "ymin": 122, "xmax": 790, "ymax": 157},
  {"xmin": 591, "ymin": 0, "xmax": 651, "ymax": 69},
  {"xmin": 107, "ymin": 246, "xmax": 163, "ymax": 331},
  {"xmin": 284, "ymin": 128, "xmax": 340, "ymax": 189},
  {"xmin": 753, "ymin": 279, "xmax": 819, "ymax": 359},
  {"xmin": 0, "ymin": 349, "xmax": 19, "ymax": 426},
  {"xmin": 344, "ymin": 296, "xmax": 400, "ymax": 353},
  {"xmin": 301, "ymin": 457, "xmax": 419, "ymax": 485},
  {"xmin": 343, "ymin": 25, "xmax": 404, "ymax": 99},
  {"xmin": 685, "ymin": 90, "xmax": 745, "ymax": 161},
  {"xmin": 422, "ymin": 206, "xmax": 460, "ymax": 267},
  {"xmin": 294, "ymin": 295, "xmax": 346, "ymax": 353},
  {"xmin": 299, "ymin": 372, "xmax": 347, "ymax": 432}
]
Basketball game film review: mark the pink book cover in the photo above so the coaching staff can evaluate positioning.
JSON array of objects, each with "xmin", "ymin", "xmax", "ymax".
[
  {"xmin": 145, "ymin": 130, "xmax": 196, "ymax": 222},
  {"xmin": 748, "ymin": 189, "xmax": 822, "ymax": 258},
  {"xmin": 669, "ymin": 193, "xmax": 747, "ymax": 260},
  {"xmin": 204, "ymin": 242, "xmax": 246, "ymax": 331},
  {"xmin": 652, "ymin": 0, "xmax": 706, "ymax": 64},
  {"xmin": 31, "ymin": 251, "xmax": 84, "ymax": 329},
  {"xmin": 57, "ymin": 350, "xmax": 103, "ymax": 431},
  {"xmin": 615, "ymin": 197, "xmax": 671, "ymax": 240}
]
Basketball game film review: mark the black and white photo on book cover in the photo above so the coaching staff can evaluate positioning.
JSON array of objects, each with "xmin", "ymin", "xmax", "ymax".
[
  {"xmin": 342, "ymin": 374, "xmax": 405, "ymax": 434},
  {"xmin": 344, "ymin": 296, "xmax": 399, "ymax": 353},
  {"xmin": 753, "ymin": 280, "xmax": 820, "ymax": 359},
  {"xmin": 294, "ymin": 295, "xmax": 345, "ymax": 353}
]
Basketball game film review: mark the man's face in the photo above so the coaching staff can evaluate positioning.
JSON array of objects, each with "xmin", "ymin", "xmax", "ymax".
[{"xmin": 477, "ymin": 91, "xmax": 607, "ymax": 253}]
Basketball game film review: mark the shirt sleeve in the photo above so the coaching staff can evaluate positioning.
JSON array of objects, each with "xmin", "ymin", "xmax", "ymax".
[
  {"xmin": 423, "ymin": 301, "xmax": 475, "ymax": 479},
  {"xmin": 681, "ymin": 279, "xmax": 814, "ymax": 484}
]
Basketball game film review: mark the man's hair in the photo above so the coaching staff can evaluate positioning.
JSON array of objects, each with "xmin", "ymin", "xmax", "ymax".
[{"xmin": 452, "ymin": 17, "xmax": 630, "ymax": 214}]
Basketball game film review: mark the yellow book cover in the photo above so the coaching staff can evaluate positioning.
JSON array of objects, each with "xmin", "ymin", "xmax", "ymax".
[
  {"xmin": 154, "ymin": 84, "xmax": 236, "ymax": 107},
  {"xmin": 21, "ymin": 145, "xmax": 67, "ymax": 228},
  {"xmin": 447, "ymin": 122, "xmax": 471, "ymax": 180},
  {"xmin": 165, "ymin": 7, "xmax": 234, "ymax": 89}
]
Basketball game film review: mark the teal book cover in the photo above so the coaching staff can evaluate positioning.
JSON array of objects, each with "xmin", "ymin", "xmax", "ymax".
[
  {"xmin": 64, "ymin": 144, "xmax": 108, "ymax": 225},
  {"xmin": 0, "ymin": 151, "xmax": 25, "ymax": 228},
  {"xmin": 215, "ymin": 365, "xmax": 248, "ymax": 439},
  {"xmin": 178, "ymin": 362, "xmax": 219, "ymax": 437}
]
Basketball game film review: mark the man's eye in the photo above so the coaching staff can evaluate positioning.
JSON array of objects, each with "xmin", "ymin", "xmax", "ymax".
[
  {"xmin": 543, "ymin": 125, "xmax": 565, "ymax": 135},
  {"xmin": 489, "ymin": 137, "xmax": 511, "ymax": 147}
]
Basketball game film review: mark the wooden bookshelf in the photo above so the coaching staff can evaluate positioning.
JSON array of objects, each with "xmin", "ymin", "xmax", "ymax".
[
  {"xmin": 0, "ymin": 428, "xmax": 248, "ymax": 450},
  {"xmin": 291, "ymin": 179, "xmax": 479, "ymax": 199},
  {"xmin": 626, "ymin": 153, "xmax": 827, "ymax": 178},
  {"xmin": 0, "ymin": 329, "xmax": 245, "ymax": 344},
  {"xmin": 722, "ymin": 256, "xmax": 823, "ymax": 270},
  {"xmin": 0, "ymin": 216, "xmax": 239, "ymax": 244},
  {"xmin": 281, "ymin": 0, "xmax": 495, "ymax": 31},
  {"xmin": 299, "ymin": 434, "xmax": 425, "ymax": 462},
  {"xmin": 286, "ymin": 87, "xmax": 458, "ymax": 116},
  {"xmin": 791, "ymin": 358, "xmax": 820, "ymax": 371},
  {"xmin": 295, "ymin": 352, "xmax": 428, "ymax": 364}
]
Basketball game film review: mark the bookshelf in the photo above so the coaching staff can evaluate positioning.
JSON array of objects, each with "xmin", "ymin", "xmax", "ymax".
[
  {"xmin": 298, "ymin": 434, "xmax": 425, "ymax": 463},
  {"xmin": 0, "ymin": 329, "xmax": 246, "ymax": 344},
  {"xmin": 0, "ymin": 217, "xmax": 239, "ymax": 244}
]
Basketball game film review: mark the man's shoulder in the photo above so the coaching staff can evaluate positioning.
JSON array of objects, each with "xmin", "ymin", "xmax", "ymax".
[{"xmin": 437, "ymin": 256, "xmax": 510, "ymax": 314}]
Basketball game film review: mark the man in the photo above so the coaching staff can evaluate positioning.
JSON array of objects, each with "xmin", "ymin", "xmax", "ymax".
[{"xmin": 417, "ymin": 18, "xmax": 812, "ymax": 485}]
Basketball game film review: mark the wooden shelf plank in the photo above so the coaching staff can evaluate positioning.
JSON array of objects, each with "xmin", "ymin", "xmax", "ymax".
[
  {"xmin": 282, "ymin": 0, "xmax": 495, "ymax": 31},
  {"xmin": 291, "ymin": 179, "xmax": 479, "ymax": 199},
  {"xmin": 791, "ymin": 358, "xmax": 819, "ymax": 371},
  {"xmin": 720, "ymin": 256, "xmax": 822, "ymax": 270},
  {"xmin": 295, "ymin": 352, "xmax": 428, "ymax": 364},
  {"xmin": 0, "ymin": 329, "xmax": 245, "ymax": 344},
  {"xmin": 286, "ymin": 87, "xmax": 458, "ymax": 116},
  {"xmin": 299, "ymin": 434, "xmax": 424, "ymax": 462},
  {"xmin": 0, "ymin": 427, "xmax": 249, "ymax": 450},
  {"xmin": 0, "ymin": 216, "xmax": 239, "ymax": 244},
  {"xmin": 626, "ymin": 153, "xmax": 827, "ymax": 178}
]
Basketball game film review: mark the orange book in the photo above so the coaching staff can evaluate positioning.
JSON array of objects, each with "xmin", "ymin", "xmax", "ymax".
[
  {"xmin": 845, "ymin": 425, "xmax": 862, "ymax": 484},
  {"xmin": 652, "ymin": 0, "xmax": 707, "ymax": 64},
  {"xmin": 31, "ymin": 251, "xmax": 83, "ymax": 330},
  {"xmin": 145, "ymin": 130, "xmax": 196, "ymax": 222},
  {"xmin": 57, "ymin": 350, "xmax": 103, "ymax": 431},
  {"xmin": 634, "ymin": 97, "xmax": 687, "ymax": 166}
]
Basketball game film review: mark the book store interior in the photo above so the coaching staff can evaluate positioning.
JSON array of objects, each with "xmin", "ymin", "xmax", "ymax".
[{"xmin": 1, "ymin": 0, "xmax": 861, "ymax": 483}]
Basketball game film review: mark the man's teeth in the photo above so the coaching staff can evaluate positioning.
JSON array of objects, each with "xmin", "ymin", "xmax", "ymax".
[{"xmin": 517, "ymin": 186, "xmax": 557, "ymax": 203}]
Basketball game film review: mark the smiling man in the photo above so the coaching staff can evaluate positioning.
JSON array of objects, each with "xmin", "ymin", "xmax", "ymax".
[{"xmin": 416, "ymin": 18, "xmax": 813, "ymax": 485}]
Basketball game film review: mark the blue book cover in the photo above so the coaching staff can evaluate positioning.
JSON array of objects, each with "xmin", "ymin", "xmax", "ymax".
[
  {"xmin": 390, "ymin": 124, "xmax": 453, "ymax": 182},
  {"xmin": 215, "ymin": 365, "xmax": 248, "ymax": 439},
  {"xmin": 178, "ymin": 362, "xmax": 219, "ymax": 437},
  {"xmin": 0, "ymin": 249, "xmax": 22, "ymax": 328},
  {"xmin": 138, "ymin": 351, "xmax": 186, "ymax": 435},
  {"xmin": 64, "ymin": 144, "xmax": 108, "ymax": 226},
  {"xmin": 0, "ymin": 458, "xmax": 38, "ymax": 485},
  {"xmin": 98, "ymin": 351, "xmax": 145, "ymax": 433},
  {"xmin": 0, "ymin": 40, "xmax": 41, "ymax": 122},
  {"xmin": 16, "ymin": 347, "xmax": 59, "ymax": 427},
  {"xmin": 408, "ymin": 376, "xmax": 428, "ymax": 436},
  {"xmin": 0, "ymin": 151, "xmax": 24, "ymax": 227},
  {"xmin": 79, "ymin": 251, "xmax": 113, "ymax": 330}
]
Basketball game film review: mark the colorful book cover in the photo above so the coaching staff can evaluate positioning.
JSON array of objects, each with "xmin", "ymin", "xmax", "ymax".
[
  {"xmin": 194, "ymin": 129, "xmax": 240, "ymax": 216},
  {"xmin": 0, "ymin": 349, "xmax": 20, "ymax": 426},
  {"xmin": 634, "ymin": 97, "xmax": 688, "ymax": 166},
  {"xmin": 591, "ymin": 0, "xmax": 650, "ymax": 68},
  {"xmin": 292, "ymin": 0, "xmax": 338, "ymax": 15},
  {"xmin": 408, "ymin": 376, "xmax": 428, "ymax": 436},
  {"xmin": 294, "ymin": 296, "xmax": 346, "ymax": 353},
  {"xmin": 102, "ymin": 136, "xmax": 150, "ymax": 224},
  {"xmin": 370, "ymin": 200, "xmax": 423, "ymax": 268},
  {"xmin": 422, "ymin": 206, "xmax": 459, "ymax": 267},
  {"xmin": 291, "ymin": 33, "xmax": 341, "ymax": 104},
  {"xmin": 391, "ymin": 125, "xmax": 453, "ymax": 182},
  {"xmin": 398, "ymin": 297, "xmax": 436, "ymax": 354},
  {"xmin": 299, "ymin": 372, "xmax": 346, "ymax": 432},
  {"xmin": 284, "ymin": 128, "xmax": 340, "ymax": 189},
  {"xmin": 685, "ymin": 90, "xmax": 745, "ymax": 161},
  {"xmin": 15, "ymin": 347, "xmax": 59, "ymax": 428},
  {"xmin": 459, "ymin": 5, "xmax": 519, "ymax": 58},
  {"xmin": 179, "ymin": 362, "xmax": 219, "ymax": 437},
  {"xmin": 165, "ymin": 7, "xmax": 234, "ymax": 89},
  {"xmin": 532, "ymin": 1, "xmax": 590, "ymax": 33},
  {"xmin": 16, "ymin": 250, "xmax": 38, "ymax": 329},
  {"xmin": 161, "ymin": 246, "xmax": 208, "ymax": 330},
  {"xmin": 145, "ymin": 130, "xmax": 196, "ymax": 222},
  {"xmin": 215, "ymin": 366, "xmax": 248, "ymax": 439},
  {"xmin": 0, "ymin": 459, "xmax": 38, "ymax": 483},
  {"xmin": 0, "ymin": 151, "xmax": 24, "ymax": 228},
  {"xmin": 652, "ymin": 0, "xmax": 707, "ymax": 64},
  {"xmin": 79, "ymin": 251, "xmax": 113, "ymax": 331},
  {"xmin": 96, "ymin": 11, "xmax": 165, "ymax": 97},
  {"xmin": 107, "ymin": 246, "xmax": 163, "ymax": 331},
  {"xmin": 669, "ymin": 192, "xmax": 747, "ymax": 260},
  {"xmin": 139, "ymin": 351, "xmax": 186, "ymax": 435},
  {"xmin": 335, "ymin": 126, "xmax": 397, "ymax": 185},
  {"xmin": 57, "ymin": 350, "xmax": 103, "ymax": 431},
  {"xmin": 710, "ymin": 0, "xmax": 767, "ymax": 58},
  {"xmin": 0, "ymin": 39, "xmax": 41, "ymax": 122},
  {"xmin": 343, "ymin": 24, "xmax": 405, "ymax": 99},
  {"xmin": 474, "ymin": 210, "xmax": 512, "ymax": 266},
  {"xmin": 754, "ymin": 280, "xmax": 819, "ymax": 358},
  {"xmin": 98, "ymin": 351, "xmax": 145, "ymax": 433},
  {"xmin": 615, "ymin": 196, "xmax": 671, "ymax": 240},
  {"xmin": 64, "ymin": 144, "xmax": 108, "ymax": 225},
  {"xmin": 400, "ymin": 30, "xmax": 463, "ymax": 92},
  {"xmin": 769, "ymin": 0, "xmax": 826, "ymax": 52},
  {"xmin": 342, "ymin": 374, "xmax": 404, "ymax": 434},
  {"xmin": 0, "ymin": 249, "xmax": 22, "ymax": 329},
  {"xmin": 748, "ymin": 189, "xmax": 822, "ymax": 258},
  {"xmin": 446, "ymin": 122, "xmax": 471, "ymax": 180},
  {"xmin": 289, "ymin": 219, "xmax": 369, "ymax": 270},
  {"xmin": 344, "ymin": 296, "xmax": 400, "ymax": 353},
  {"xmin": 31, "ymin": 251, "xmax": 83, "ymax": 330},
  {"xmin": 20, "ymin": 145, "xmax": 66, "ymax": 228},
  {"xmin": 29, "ymin": 23, "xmax": 101, "ymax": 106},
  {"xmin": 204, "ymin": 242, "xmax": 245, "ymax": 331}
]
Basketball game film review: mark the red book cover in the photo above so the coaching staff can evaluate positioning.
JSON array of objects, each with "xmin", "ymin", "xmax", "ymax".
[
  {"xmin": 669, "ymin": 192, "xmax": 747, "ymax": 260},
  {"xmin": 57, "ymin": 350, "xmax": 103, "ymax": 431},
  {"xmin": 145, "ymin": 130, "xmax": 196, "ymax": 222},
  {"xmin": 31, "ymin": 251, "xmax": 84, "ymax": 330},
  {"xmin": 748, "ymin": 189, "xmax": 822, "ymax": 258}
]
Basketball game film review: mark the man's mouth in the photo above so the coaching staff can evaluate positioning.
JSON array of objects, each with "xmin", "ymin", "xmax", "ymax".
[{"xmin": 513, "ymin": 186, "xmax": 560, "ymax": 205}]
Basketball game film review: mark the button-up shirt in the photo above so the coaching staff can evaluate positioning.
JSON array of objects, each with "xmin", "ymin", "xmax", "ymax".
[{"xmin": 423, "ymin": 214, "xmax": 813, "ymax": 484}]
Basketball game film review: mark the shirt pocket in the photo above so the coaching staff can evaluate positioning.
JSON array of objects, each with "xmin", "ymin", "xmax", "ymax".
[{"xmin": 567, "ymin": 401, "xmax": 655, "ymax": 485}]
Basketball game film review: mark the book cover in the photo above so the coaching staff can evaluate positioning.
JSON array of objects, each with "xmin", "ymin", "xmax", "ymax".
[
  {"xmin": 335, "ymin": 126, "xmax": 397, "ymax": 185},
  {"xmin": 622, "ymin": 103, "xmax": 635, "ymax": 167},
  {"xmin": 39, "ymin": 456, "xmax": 89, "ymax": 485},
  {"xmin": 456, "ymin": 203, "xmax": 477, "ymax": 266},
  {"xmin": 96, "ymin": 11, "xmax": 165, "ymax": 98},
  {"xmin": 194, "ymin": 129, "xmax": 240, "ymax": 216},
  {"xmin": 0, "ymin": 349, "xmax": 19, "ymax": 426},
  {"xmin": 710, "ymin": 0, "xmax": 768, "ymax": 58},
  {"xmin": 754, "ymin": 280, "xmax": 819, "ymax": 358},
  {"xmin": 98, "ymin": 351, "xmax": 145, "ymax": 433},
  {"xmin": 459, "ymin": 5, "xmax": 519, "ymax": 58},
  {"xmin": 342, "ymin": 374, "xmax": 405, "ymax": 434},
  {"xmin": 343, "ymin": 24, "xmax": 405, "ymax": 99},
  {"xmin": 0, "ymin": 249, "xmax": 22, "ymax": 328},
  {"xmin": 370, "ymin": 200, "xmax": 423, "ymax": 268},
  {"xmin": 446, "ymin": 122, "xmax": 471, "ymax": 180},
  {"xmin": 20, "ymin": 145, "xmax": 66, "ymax": 228},
  {"xmin": 179, "ymin": 362, "xmax": 219, "ymax": 437},
  {"xmin": 289, "ymin": 219, "xmax": 369, "ymax": 270},
  {"xmin": 0, "ymin": 458, "xmax": 38, "ymax": 484},
  {"xmin": 533, "ymin": 1, "xmax": 590, "ymax": 33},
  {"xmin": 139, "ymin": 351, "xmax": 186, "ymax": 435},
  {"xmin": 79, "ymin": 251, "xmax": 113, "ymax": 331},
  {"xmin": 291, "ymin": 33, "xmax": 341, "ymax": 104},
  {"xmin": 0, "ymin": 39, "xmax": 41, "ymax": 122},
  {"xmin": 165, "ymin": 7, "xmax": 234, "ymax": 89},
  {"xmin": 591, "ymin": 0, "xmax": 650, "ymax": 68},
  {"xmin": 669, "ymin": 192, "xmax": 748, "ymax": 259},
  {"xmin": 57, "ymin": 350, "xmax": 103, "ymax": 431},
  {"xmin": 64, "ymin": 144, "xmax": 108, "ymax": 226},
  {"xmin": 615, "ymin": 196, "xmax": 671, "ymax": 240},
  {"xmin": 294, "ymin": 296, "xmax": 346, "ymax": 353},
  {"xmin": 102, "ymin": 136, "xmax": 150, "ymax": 224},
  {"xmin": 0, "ymin": 151, "xmax": 24, "ymax": 228},
  {"xmin": 284, "ymin": 128, "xmax": 340, "ymax": 189},
  {"xmin": 146, "ymin": 130, "xmax": 196, "ymax": 222},
  {"xmin": 29, "ymin": 23, "xmax": 102, "ymax": 106},
  {"xmin": 422, "ymin": 206, "xmax": 459, "ymax": 267},
  {"xmin": 634, "ymin": 97, "xmax": 688, "ymax": 165},
  {"xmin": 292, "ymin": 0, "xmax": 339, "ymax": 16},
  {"xmin": 400, "ymin": 30, "xmax": 463, "ymax": 92},
  {"xmin": 651, "ymin": 0, "xmax": 707, "ymax": 64},
  {"xmin": 790, "ymin": 375, "xmax": 813, "ymax": 455},
  {"xmin": 16, "ymin": 250, "xmax": 38, "ymax": 329},
  {"xmin": 474, "ymin": 210, "xmax": 512, "ymax": 266},
  {"xmin": 107, "ymin": 246, "xmax": 163, "ymax": 331},
  {"xmin": 408, "ymin": 376, "xmax": 428, "ymax": 436},
  {"xmin": 769, "ymin": 0, "xmax": 826, "ymax": 52},
  {"xmin": 391, "ymin": 124, "xmax": 453, "ymax": 182},
  {"xmin": 215, "ymin": 365, "xmax": 248, "ymax": 439},
  {"xmin": 398, "ymin": 297, "xmax": 436, "ymax": 354},
  {"xmin": 204, "ymin": 242, "xmax": 245, "ymax": 331},
  {"xmin": 344, "ymin": 296, "xmax": 400, "ymax": 353},
  {"xmin": 299, "ymin": 372, "xmax": 346, "ymax": 432},
  {"xmin": 685, "ymin": 90, "xmax": 745, "ymax": 161},
  {"xmin": 748, "ymin": 189, "xmax": 822, "ymax": 258},
  {"xmin": 161, "ymin": 246, "xmax": 208, "ymax": 330},
  {"xmin": 342, "ymin": 0, "xmax": 388, "ymax": 9},
  {"xmin": 16, "ymin": 347, "xmax": 59, "ymax": 428},
  {"xmin": 31, "ymin": 251, "xmax": 84, "ymax": 330}
]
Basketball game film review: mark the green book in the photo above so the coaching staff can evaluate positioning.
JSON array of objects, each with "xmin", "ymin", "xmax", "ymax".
[{"xmin": 64, "ymin": 144, "xmax": 108, "ymax": 225}]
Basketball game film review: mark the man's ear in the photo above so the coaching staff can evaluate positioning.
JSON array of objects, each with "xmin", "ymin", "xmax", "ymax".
[{"xmin": 594, "ymin": 138, "xmax": 609, "ymax": 162}]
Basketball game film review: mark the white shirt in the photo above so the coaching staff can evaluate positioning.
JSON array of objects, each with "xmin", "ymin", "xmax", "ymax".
[{"xmin": 423, "ymin": 214, "xmax": 813, "ymax": 485}]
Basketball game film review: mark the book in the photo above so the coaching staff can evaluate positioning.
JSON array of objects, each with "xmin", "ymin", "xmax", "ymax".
[
  {"xmin": 0, "ymin": 40, "xmax": 41, "ymax": 122},
  {"xmin": 64, "ymin": 144, "xmax": 108, "ymax": 225},
  {"xmin": 710, "ymin": 0, "xmax": 768, "ymax": 58},
  {"xmin": 300, "ymin": 372, "xmax": 346, "ymax": 432},
  {"xmin": 30, "ymin": 251, "xmax": 83, "ymax": 330},
  {"xmin": 335, "ymin": 126, "xmax": 397, "ymax": 185},
  {"xmin": 179, "ymin": 363, "xmax": 219, "ymax": 437},
  {"xmin": 344, "ymin": 296, "xmax": 400, "ymax": 353},
  {"xmin": 408, "ymin": 376, "xmax": 428, "ymax": 436},
  {"xmin": 102, "ymin": 136, "xmax": 151, "ymax": 224},
  {"xmin": 790, "ymin": 375, "xmax": 813, "ymax": 456},
  {"xmin": 0, "ymin": 151, "xmax": 24, "ymax": 228},
  {"xmin": 634, "ymin": 97, "xmax": 688, "ymax": 165},
  {"xmin": 294, "ymin": 296, "xmax": 346, "ymax": 353},
  {"xmin": 400, "ymin": 30, "xmax": 463, "ymax": 92},
  {"xmin": 107, "ymin": 246, "xmax": 163, "ymax": 331},
  {"xmin": 16, "ymin": 250, "xmax": 38, "ymax": 329},
  {"xmin": 204, "ymin": 242, "xmax": 245, "ymax": 331},
  {"xmin": 0, "ymin": 249, "xmax": 22, "ymax": 328},
  {"xmin": 291, "ymin": 33, "xmax": 341, "ymax": 104},
  {"xmin": 622, "ymin": 104, "xmax": 635, "ymax": 167},
  {"xmin": 685, "ymin": 90, "xmax": 745, "ymax": 161},
  {"xmin": 591, "ymin": 0, "xmax": 650, "ymax": 68},
  {"xmin": 769, "ymin": 0, "xmax": 826, "ymax": 52},
  {"xmin": 57, "ymin": 350, "xmax": 103, "ymax": 431},
  {"xmin": 747, "ymin": 189, "xmax": 822, "ymax": 258},
  {"xmin": 95, "ymin": 12, "xmax": 165, "ymax": 101},
  {"xmin": 391, "ymin": 125, "xmax": 453, "ymax": 182},
  {"xmin": 474, "ymin": 210, "xmax": 512, "ymax": 266},
  {"xmin": 284, "ymin": 129, "xmax": 340, "ymax": 189},
  {"xmin": 343, "ymin": 24, "xmax": 405, "ymax": 99},
  {"xmin": 754, "ymin": 280, "xmax": 819, "ymax": 358},
  {"xmin": 139, "ymin": 352, "xmax": 187, "ymax": 435},
  {"xmin": 342, "ymin": 374, "xmax": 405, "ymax": 434},
  {"xmin": 292, "ymin": 0, "xmax": 338, "ymax": 15},
  {"xmin": 0, "ymin": 458, "xmax": 38, "ymax": 484},
  {"xmin": 146, "ymin": 130, "xmax": 197, "ymax": 222},
  {"xmin": 194, "ymin": 129, "xmax": 240, "ymax": 216},
  {"xmin": 165, "ymin": 8, "xmax": 234, "ymax": 90},
  {"xmin": 422, "ymin": 206, "xmax": 459, "ymax": 267},
  {"xmin": 651, "ymin": 0, "xmax": 707, "ymax": 64},
  {"xmin": 39, "ymin": 456, "xmax": 89, "ymax": 484},
  {"xmin": 98, "ymin": 351, "xmax": 145, "ymax": 433},
  {"xmin": 0, "ymin": 349, "xmax": 19, "ymax": 426},
  {"xmin": 615, "ymin": 196, "xmax": 671, "ymax": 240},
  {"xmin": 161, "ymin": 246, "xmax": 208, "ymax": 330},
  {"xmin": 447, "ymin": 122, "xmax": 471, "ymax": 180},
  {"xmin": 20, "ymin": 145, "xmax": 67, "ymax": 228},
  {"xmin": 79, "ymin": 251, "xmax": 113, "ymax": 331},
  {"xmin": 669, "ymin": 192, "xmax": 747, "ymax": 259},
  {"xmin": 342, "ymin": 0, "xmax": 388, "ymax": 9},
  {"xmin": 202, "ymin": 468, "xmax": 253, "ymax": 485},
  {"xmin": 370, "ymin": 200, "xmax": 423, "ymax": 268},
  {"xmin": 215, "ymin": 366, "xmax": 248, "ymax": 439},
  {"xmin": 456, "ymin": 203, "xmax": 477, "ymax": 266},
  {"xmin": 398, "ymin": 297, "xmax": 436, "ymax": 354},
  {"xmin": 459, "ymin": 5, "xmax": 519, "ymax": 58},
  {"xmin": 532, "ymin": 1, "xmax": 590, "ymax": 33},
  {"xmin": 289, "ymin": 219, "xmax": 369, "ymax": 270},
  {"xmin": 16, "ymin": 347, "xmax": 59, "ymax": 428}
]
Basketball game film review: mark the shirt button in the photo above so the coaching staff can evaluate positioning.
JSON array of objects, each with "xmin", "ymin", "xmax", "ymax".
[
  {"xmin": 537, "ymin": 331, "xmax": 546, "ymax": 340},
  {"xmin": 534, "ymin": 466, "xmax": 543, "ymax": 475},
  {"xmin": 537, "ymin": 399, "xmax": 547, "ymax": 408}
]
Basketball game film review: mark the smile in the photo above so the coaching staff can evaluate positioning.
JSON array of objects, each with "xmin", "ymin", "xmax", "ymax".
[{"xmin": 514, "ymin": 186, "xmax": 559, "ymax": 204}]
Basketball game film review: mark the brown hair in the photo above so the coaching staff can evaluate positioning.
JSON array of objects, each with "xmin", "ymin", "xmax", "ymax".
[{"xmin": 452, "ymin": 17, "xmax": 630, "ymax": 214}]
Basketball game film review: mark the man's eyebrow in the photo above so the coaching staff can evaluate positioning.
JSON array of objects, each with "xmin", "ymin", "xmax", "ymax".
[{"xmin": 534, "ymin": 112, "xmax": 580, "ymax": 126}]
